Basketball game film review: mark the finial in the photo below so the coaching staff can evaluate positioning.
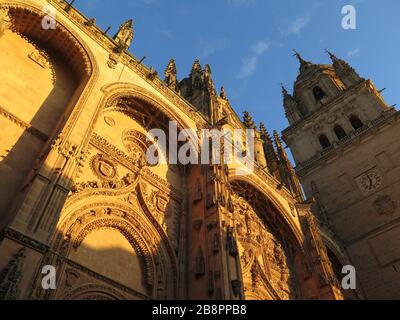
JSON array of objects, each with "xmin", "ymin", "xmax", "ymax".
[
  {"xmin": 242, "ymin": 111, "xmax": 256, "ymax": 130},
  {"xmin": 191, "ymin": 59, "xmax": 202, "ymax": 74},
  {"xmin": 292, "ymin": 49, "xmax": 304, "ymax": 62},
  {"xmin": 204, "ymin": 64, "xmax": 212, "ymax": 74},
  {"xmin": 164, "ymin": 59, "xmax": 178, "ymax": 90},
  {"xmin": 273, "ymin": 130, "xmax": 283, "ymax": 147},
  {"xmin": 325, "ymin": 48, "xmax": 338, "ymax": 62},
  {"xmin": 220, "ymin": 86, "xmax": 227, "ymax": 100},
  {"xmin": 281, "ymin": 83, "xmax": 289, "ymax": 96},
  {"xmin": 113, "ymin": 19, "xmax": 134, "ymax": 52},
  {"xmin": 259, "ymin": 123, "xmax": 272, "ymax": 142},
  {"xmin": 293, "ymin": 49, "xmax": 313, "ymax": 72}
]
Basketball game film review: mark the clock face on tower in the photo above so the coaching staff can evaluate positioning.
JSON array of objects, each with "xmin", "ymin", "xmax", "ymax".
[{"xmin": 356, "ymin": 169, "xmax": 383, "ymax": 193}]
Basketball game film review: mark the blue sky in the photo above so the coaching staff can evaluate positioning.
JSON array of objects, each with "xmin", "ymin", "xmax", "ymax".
[{"xmin": 76, "ymin": 0, "xmax": 400, "ymax": 135}]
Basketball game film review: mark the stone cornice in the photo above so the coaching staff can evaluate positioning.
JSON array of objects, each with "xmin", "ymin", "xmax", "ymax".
[
  {"xmin": 1, "ymin": 228, "xmax": 49, "ymax": 253},
  {"xmin": 295, "ymin": 109, "xmax": 400, "ymax": 177}
]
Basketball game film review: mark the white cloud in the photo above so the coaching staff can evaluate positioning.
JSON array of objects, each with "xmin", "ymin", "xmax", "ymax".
[
  {"xmin": 199, "ymin": 38, "xmax": 231, "ymax": 59},
  {"xmin": 280, "ymin": 14, "xmax": 311, "ymax": 36},
  {"xmin": 237, "ymin": 56, "xmax": 258, "ymax": 79},
  {"xmin": 347, "ymin": 48, "xmax": 360, "ymax": 57},
  {"xmin": 237, "ymin": 40, "xmax": 271, "ymax": 79},
  {"xmin": 251, "ymin": 40, "xmax": 271, "ymax": 55}
]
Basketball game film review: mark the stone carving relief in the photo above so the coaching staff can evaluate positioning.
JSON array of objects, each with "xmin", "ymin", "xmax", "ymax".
[
  {"xmin": 231, "ymin": 193, "xmax": 297, "ymax": 300},
  {"xmin": 139, "ymin": 182, "xmax": 179, "ymax": 252},
  {"xmin": 90, "ymin": 153, "xmax": 118, "ymax": 181},
  {"xmin": 373, "ymin": 195, "xmax": 397, "ymax": 216},
  {"xmin": 0, "ymin": 8, "xmax": 10, "ymax": 38},
  {"xmin": 70, "ymin": 172, "xmax": 138, "ymax": 195},
  {"xmin": 65, "ymin": 269, "xmax": 80, "ymax": 289},
  {"xmin": 122, "ymin": 129, "xmax": 155, "ymax": 167},
  {"xmin": 104, "ymin": 115, "xmax": 116, "ymax": 127},
  {"xmin": 28, "ymin": 50, "xmax": 50, "ymax": 69},
  {"xmin": 0, "ymin": 248, "xmax": 26, "ymax": 300}
]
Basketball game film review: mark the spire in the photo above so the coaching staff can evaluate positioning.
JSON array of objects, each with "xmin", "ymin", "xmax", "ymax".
[
  {"xmin": 293, "ymin": 50, "xmax": 313, "ymax": 73},
  {"xmin": 113, "ymin": 19, "xmax": 134, "ymax": 52},
  {"xmin": 281, "ymin": 83, "xmax": 289, "ymax": 97},
  {"xmin": 259, "ymin": 123, "xmax": 271, "ymax": 142},
  {"xmin": 260, "ymin": 123, "xmax": 280, "ymax": 177},
  {"xmin": 204, "ymin": 64, "xmax": 212, "ymax": 77},
  {"xmin": 273, "ymin": 130, "xmax": 304, "ymax": 200},
  {"xmin": 242, "ymin": 111, "xmax": 256, "ymax": 130},
  {"xmin": 326, "ymin": 49, "xmax": 352, "ymax": 69},
  {"xmin": 326, "ymin": 49, "xmax": 338, "ymax": 63},
  {"xmin": 281, "ymin": 83, "xmax": 302, "ymax": 125},
  {"xmin": 191, "ymin": 59, "xmax": 202, "ymax": 76},
  {"xmin": 273, "ymin": 130, "xmax": 289, "ymax": 162},
  {"xmin": 164, "ymin": 59, "xmax": 178, "ymax": 91},
  {"xmin": 325, "ymin": 49, "xmax": 361, "ymax": 86},
  {"xmin": 203, "ymin": 64, "xmax": 217, "ymax": 98},
  {"xmin": 190, "ymin": 59, "xmax": 203, "ymax": 90}
]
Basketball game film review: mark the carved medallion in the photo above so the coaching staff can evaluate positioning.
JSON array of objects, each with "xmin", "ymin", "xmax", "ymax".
[
  {"xmin": 156, "ymin": 195, "xmax": 168, "ymax": 212},
  {"xmin": 326, "ymin": 115, "xmax": 338, "ymax": 125},
  {"xmin": 90, "ymin": 154, "xmax": 118, "ymax": 181},
  {"xmin": 373, "ymin": 195, "xmax": 397, "ymax": 216},
  {"xmin": 104, "ymin": 116, "xmax": 116, "ymax": 127}
]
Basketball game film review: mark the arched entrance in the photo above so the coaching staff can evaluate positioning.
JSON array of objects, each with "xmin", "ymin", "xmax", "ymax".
[
  {"xmin": 0, "ymin": 3, "xmax": 95, "ymax": 226},
  {"xmin": 230, "ymin": 179, "xmax": 305, "ymax": 300}
]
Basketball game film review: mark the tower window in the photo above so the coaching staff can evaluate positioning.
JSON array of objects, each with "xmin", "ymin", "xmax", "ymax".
[
  {"xmin": 334, "ymin": 125, "xmax": 347, "ymax": 140},
  {"xmin": 313, "ymin": 86, "xmax": 327, "ymax": 102},
  {"xmin": 349, "ymin": 115, "xmax": 364, "ymax": 130},
  {"xmin": 319, "ymin": 135, "xmax": 331, "ymax": 149}
]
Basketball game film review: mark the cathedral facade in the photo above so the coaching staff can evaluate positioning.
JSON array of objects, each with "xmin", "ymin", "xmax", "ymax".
[
  {"xmin": 0, "ymin": 0, "xmax": 344, "ymax": 300},
  {"xmin": 282, "ymin": 52, "xmax": 400, "ymax": 299}
]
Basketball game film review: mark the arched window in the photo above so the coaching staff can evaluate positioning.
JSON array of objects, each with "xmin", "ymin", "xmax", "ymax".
[
  {"xmin": 319, "ymin": 135, "xmax": 331, "ymax": 149},
  {"xmin": 349, "ymin": 115, "xmax": 364, "ymax": 130},
  {"xmin": 313, "ymin": 86, "xmax": 326, "ymax": 102},
  {"xmin": 334, "ymin": 125, "xmax": 347, "ymax": 140}
]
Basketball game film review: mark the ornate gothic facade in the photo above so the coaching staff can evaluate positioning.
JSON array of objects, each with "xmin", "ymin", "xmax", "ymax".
[{"xmin": 0, "ymin": 0, "xmax": 343, "ymax": 300}]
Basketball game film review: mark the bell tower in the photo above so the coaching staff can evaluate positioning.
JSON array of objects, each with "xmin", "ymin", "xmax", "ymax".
[{"xmin": 282, "ymin": 51, "xmax": 400, "ymax": 299}]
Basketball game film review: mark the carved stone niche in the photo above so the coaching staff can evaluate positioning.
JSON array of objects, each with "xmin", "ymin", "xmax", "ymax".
[
  {"xmin": 193, "ymin": 179, "xmax": 203, "ymax": 204},
  {"xmin": 374, "ymin": 195, "xmax": 397, "ymax": 216},
  {"xmin": 226, "ymin": 227, "xmax": 238, "ymax": 257},
  {"xmin": 65, "ymin": 269, "xmax": 80, "ymax": 289},
  {"xmin": 231, "ymin": 280, "xmax": 242, "ymax": 297},
  {"xmin": 192, "ymin": 218, "xmax": 203, "ymax": 231},
  {"xmin": 194, "ymin": 247, "xmax": 205, "ymax": 278}
]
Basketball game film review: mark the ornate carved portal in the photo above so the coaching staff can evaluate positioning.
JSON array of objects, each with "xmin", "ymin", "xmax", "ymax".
[
  {"xmin": 231, "ymin": 181, "xmax": 300, "ymax": 300},
  {"xmin": 38, "ymin": 93, "xmax": 185, "ymax": 301}
]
